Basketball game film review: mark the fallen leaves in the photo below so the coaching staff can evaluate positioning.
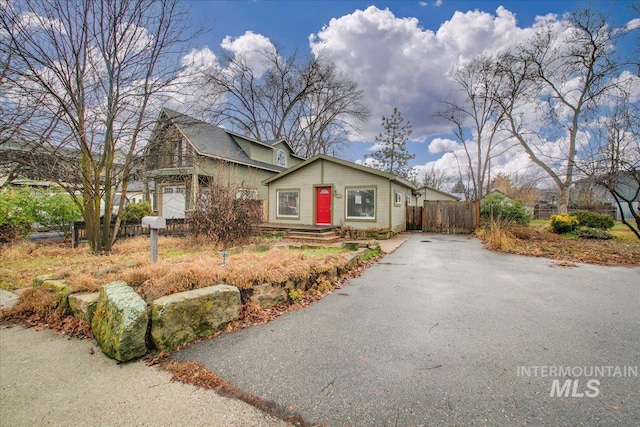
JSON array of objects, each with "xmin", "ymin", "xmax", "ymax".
[
  {"xmin": 160, "ymin": 359, "xmax": 310, "ymax": 426},
  {"xmin": 479, "ymin": 226, "xmax": 640, "ymax": 266}
]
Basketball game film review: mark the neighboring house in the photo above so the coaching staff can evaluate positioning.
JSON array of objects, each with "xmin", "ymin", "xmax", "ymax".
[
  {"xmin": 144, "ymin": 108, "xmax": 304, "ymax": 219},
  {"xmin": 123, "ymin": 180, "xmax": 151, "ymax": 206},
  {"xmin": 483, "ymin": 189, "xmax": 512, "ymax": 200},
  {"xmin": 262, "ymin": 154, "xmax": 417, "ymax": 233},
  {"xmin": 574, "ymin": 174, "xmax": 640, "ymax": 220},
  {"xmin": 415, "ymin": 185, "xmax": 460, "ymax": 205}
]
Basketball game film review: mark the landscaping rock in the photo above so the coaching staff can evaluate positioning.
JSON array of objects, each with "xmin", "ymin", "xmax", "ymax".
[
  {"xmin": 91, "ymin": 281, "xmax": 148, "ymax": 362},
  {"xmin": 342, "ymin": 241, "xmax": 361, "ymax": 251},
  {"xmin": 68, "ymin": 292, "xmax": 100, "ymax": 323},
  {"xmin": 0, "ymin": 289, "xmax": 19, "ymax": 310},
  {"xmin": 40, "ymin": 279, "xmax": 73, "ymax": 312},
  {"xmin": 367, "ymin": 240, "xmax": 381, "ymax": 250},
  {"xmin": 251, "ymin": 282, "xmax": 288, "ymax": 308},
  {"xmin": 344, "ymin": 252, "xmax": 359, "ymax": 270},
  {"xmin": 150, "ymin": 285, "xmax": 241, "ymax": 351},
  {"xmin": 32, "ymin": 275, "xmax": 57, "ymax": 286}
]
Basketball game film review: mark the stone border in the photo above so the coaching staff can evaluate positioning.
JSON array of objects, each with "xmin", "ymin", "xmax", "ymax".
[{"xmin": 21, "ymin": 242, "xmax": 380, "ymax": 362}]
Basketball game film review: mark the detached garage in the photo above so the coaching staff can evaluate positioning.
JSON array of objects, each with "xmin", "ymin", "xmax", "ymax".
[{"xmin": 262, "ymin": 154, "xmax": 417, "ymax": 233}]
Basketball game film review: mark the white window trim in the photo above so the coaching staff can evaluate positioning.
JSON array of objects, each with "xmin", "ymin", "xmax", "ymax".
[
  {"xmin": 276, "ymin": 189, "xmax": 300, "ymax": 218},
  {"xmin": 276, "ymin": 149, "xmax": 287, "ymax": 167}
]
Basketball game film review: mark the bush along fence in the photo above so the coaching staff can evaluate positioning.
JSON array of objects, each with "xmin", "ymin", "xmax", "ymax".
[
  {"xmin": 71, "ymin": 218, "xmax": 189, "ymax": 247},
  {"xmin": 533, "ymin": 204, "xmax": 616, "ymax": 220},
  {"xmin": 28, "ymin": 242, "xmax": 381, "ymax": 362}
]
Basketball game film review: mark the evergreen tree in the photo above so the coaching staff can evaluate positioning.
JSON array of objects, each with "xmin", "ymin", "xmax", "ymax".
[{"xmin": 367, "ymin": 108, "xmax": 415, "ymax": 179}]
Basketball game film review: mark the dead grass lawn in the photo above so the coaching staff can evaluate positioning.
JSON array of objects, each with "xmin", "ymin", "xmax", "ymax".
[
  {"xmin": 0, "ymin": 237, "xmax": 352, "ymax": 302},
  {"xmin": 478, "ymin": 223, "xmax": 640, "ymax": 266}
]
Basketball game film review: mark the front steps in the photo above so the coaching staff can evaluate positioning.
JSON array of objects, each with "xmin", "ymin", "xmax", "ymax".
[
  {"xmin": 260, "ymin": 224, "xmax": 341, "ymax": 243},
  {"xmin": 286, "ymin": 229, "xmax": 340, "ymax": 243}
]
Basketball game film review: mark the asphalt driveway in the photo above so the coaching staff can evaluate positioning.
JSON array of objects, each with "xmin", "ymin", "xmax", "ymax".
[{"xmin": 176, "ymin": 233, "xmax": 640, "ymax": 426}]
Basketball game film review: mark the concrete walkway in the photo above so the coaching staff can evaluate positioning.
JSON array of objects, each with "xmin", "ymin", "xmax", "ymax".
[{"xmin": 0, "ymin": 325, "xmax": 286, "ymax": 427}]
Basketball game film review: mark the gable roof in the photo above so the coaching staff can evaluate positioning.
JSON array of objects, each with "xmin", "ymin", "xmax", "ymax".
[
  {"xmin": 159, "ymin": 108, "xmax": 300, "ymax": 173},
  {"xmin": 416, "ymin": 185, "xmax": 460, "ymax": 201},
  {"xmin": 262, "ymin": 154, "xmax": 417, "ymax": 189}
]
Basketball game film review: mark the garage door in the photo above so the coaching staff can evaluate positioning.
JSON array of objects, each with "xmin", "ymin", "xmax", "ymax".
[{"xmin": 162, "ymin": 185, "xmax": 185, "ymax": 219}]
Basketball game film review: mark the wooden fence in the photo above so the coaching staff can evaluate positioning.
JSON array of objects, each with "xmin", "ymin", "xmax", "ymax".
[
  {"xmin": 423, "ymin": 201, "xmax": 476, "ymax": 234},
  {"xmin": 71, "ymin": 218, "xmax": 189, "ymax": 247},
  {"xmin": 406, "ymin": 205, "xmax": 423, "ymax": 230}
]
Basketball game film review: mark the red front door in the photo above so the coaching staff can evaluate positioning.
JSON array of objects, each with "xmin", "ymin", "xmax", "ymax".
[{"xmin": 316, "ymin": 187, "xmax": 332, "ymax": 225}]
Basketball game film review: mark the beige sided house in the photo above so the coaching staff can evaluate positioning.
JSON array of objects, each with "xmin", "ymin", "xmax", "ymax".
[
  {"xmin": 144, "ymin": 108, "xmax": 304, "ymax": 218},
  {"xmin": 262, "ymin": 155, "xmax": 417, "ymax": 233},
  {"xmin": 415, "ymin": 185, "xmax": 460, "ymax": 205}
]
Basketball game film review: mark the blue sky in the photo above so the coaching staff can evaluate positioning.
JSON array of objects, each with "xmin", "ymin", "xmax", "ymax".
[{"xmin": 180, "ymin": 0, "xmax": 638, "ymax": 181}]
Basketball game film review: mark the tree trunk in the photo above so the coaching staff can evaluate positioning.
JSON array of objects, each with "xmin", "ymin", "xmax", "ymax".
[{"xmin": 557, "ymin": 186, "xmax": 569, "ymax": 214}]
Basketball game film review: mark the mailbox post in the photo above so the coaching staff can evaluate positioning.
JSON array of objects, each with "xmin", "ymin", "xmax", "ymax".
[{"xmin": 141, "ymin": 216, "xmax": 166, "ymax": 263}]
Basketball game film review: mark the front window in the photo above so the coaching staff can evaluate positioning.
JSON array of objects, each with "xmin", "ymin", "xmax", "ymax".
[
  {"xmin": 277, "ymin": 190, "xmax": 299, "ymax": 218},
  {"xmin": 346, "ymin": 188, "xmax": 375, "ymax": 219},
  {"xmin": 394, "ymin": 192, "xmax": 402, "ymax": 205}
]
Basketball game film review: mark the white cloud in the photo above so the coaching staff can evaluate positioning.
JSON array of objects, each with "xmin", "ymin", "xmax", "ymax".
[
  {"xmin": 428, "ymin": 137, "xmax": 460, "ymax": 153},
  {"xmin": 221, "ymin": 31, "xmax": 278, "ymax": 78},
  {"xmin": 163, "ymin": 47, "xmax": 223, "ymax": 117},
  {"xmin": 309, "ymin": 6, "xmax": 537, "ymax": 144},
  {"xmin": 624, "ymin": 18, "xmax": 640, "ymax": 31}
]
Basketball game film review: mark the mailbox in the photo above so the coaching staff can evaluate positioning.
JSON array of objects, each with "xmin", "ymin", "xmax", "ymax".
[{"xmin": 141, "ymin": 216, "xmax": 166, "ymax": 229}]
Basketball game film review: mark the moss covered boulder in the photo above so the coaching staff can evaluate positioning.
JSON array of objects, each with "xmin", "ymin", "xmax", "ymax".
[
  {"xmin": 150, "ymin": 284, "xmax": 241, "ymax": 351},
  {"xmin": 250, "ymin": 282, "xmax": 288, "ymax": 309},
  {"xmin": 91, "ymin": 281, "xmax": 148, "ymax": 362},
  {"xmin": 40, "ymin": 279, "xmax": 73, "ymax": 312}
]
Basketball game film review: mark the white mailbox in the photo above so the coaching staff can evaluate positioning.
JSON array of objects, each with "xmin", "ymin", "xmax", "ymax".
[{"xmin": 141, "ymin": 216, "xmax": 166, "ymax": 229}]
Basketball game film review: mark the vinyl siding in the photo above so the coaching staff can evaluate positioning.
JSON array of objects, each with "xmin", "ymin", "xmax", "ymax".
[{"xmin": 267, "ymin": 158, "xmax": 408, "ymax": 231}]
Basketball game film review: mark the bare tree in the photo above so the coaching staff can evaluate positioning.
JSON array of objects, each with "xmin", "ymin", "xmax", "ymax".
[
  {"xmin": 580, "ymin": 98, "xmax": 640, "ymax": 239},
  {"xmin": 438, "ymin": 54, "xmax": 513, "ymax": 202},
  {"xmin": 0, "ymin": 0, "xmax": 193, "ymax": 253},
  {"xmin": 420, "ymin": 164, "xmax": 450, "ymax": 191},
  {"xmin": 490, "ymin": 172, "xmax": 543, "ymax": 205},
  {"xmin": 494, "ymin": 9, "xmax": 634, "ymax": 213},
  {"xmin": 205, "ymin": 48, "xmax": 369, "ymax": 158}
]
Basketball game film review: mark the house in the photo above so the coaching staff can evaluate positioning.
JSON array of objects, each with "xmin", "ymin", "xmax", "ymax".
[
  {"xmin": 573, "ymin": 173, "xmax": 639, "ymax": 220},
  {"xmin": 415, "ymin": 185, "xmax": 460, "ymax": 205},
  {"xmin": 262, "ymin": 154, "xmax": 417, "ymax": 233},
  {"xmin": 144, "ymin": 108, "xmax": 305, "ymax": 218}
]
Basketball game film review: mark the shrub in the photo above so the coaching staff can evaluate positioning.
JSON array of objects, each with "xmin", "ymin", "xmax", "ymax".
[
  {"xmin": 288, "ymin": 288, "xmax": 305, "ymax": 302},
  {"xmin": 0, "ymin": 187, "xmax": 39, "ymax": 241},
  {"xmin": 549, "ymin": 214, "xmax": 579, "ymax": 234},
  {"xmin": 122, "ymin": 201, "xmax": 153, "ymax": 223},
  {"xmin": 35, "ymin": 188, "xmax": 82, "ymax": 238},
  {"xmin": 188, "ymin": 185, "xmax": 262, "ymax": 247},
  {"xmin": 480, "ymin": 193, "xmax": 531, "ymax": 226},
  {"xmin": 573, "ymin": 210, "xmax": 615, "ymax": 230},
  {"xmin": 575, "ymin": 227, "xmax": 613, "ymax": 240}
]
